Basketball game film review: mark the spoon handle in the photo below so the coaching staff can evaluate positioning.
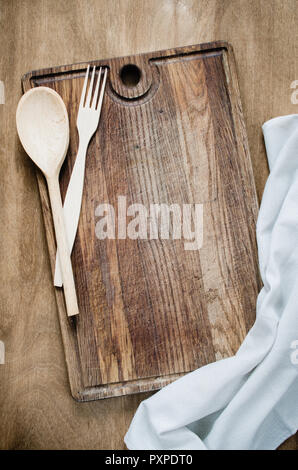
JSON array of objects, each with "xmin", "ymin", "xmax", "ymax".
[{"xmin": 47, "ymin": 176, "xmax": 79, "ymax": 317}]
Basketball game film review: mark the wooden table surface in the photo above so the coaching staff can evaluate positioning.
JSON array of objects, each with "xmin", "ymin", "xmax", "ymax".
[{"xmin": 0, "ymin": 0, "xmax": 297, "ymax": 450}]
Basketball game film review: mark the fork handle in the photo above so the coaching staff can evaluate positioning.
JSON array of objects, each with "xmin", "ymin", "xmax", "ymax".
[
  {"xmin": 54, "ymin": 139, "xmax": 88, "ymax": 287},
  {"xmin": 47, "ymin": 176, "xmax": 79, "ymax": 316}
]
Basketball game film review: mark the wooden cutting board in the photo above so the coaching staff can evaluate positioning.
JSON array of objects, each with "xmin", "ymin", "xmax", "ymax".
[{"xmin": 22, "ymin": 41, "xmax": 261, "ymax": 401}]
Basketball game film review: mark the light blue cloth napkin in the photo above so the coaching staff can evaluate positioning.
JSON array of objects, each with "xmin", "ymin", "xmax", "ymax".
[{"xmin": 124, "ymin": 115, "xmax": 298, "ymax": 450}]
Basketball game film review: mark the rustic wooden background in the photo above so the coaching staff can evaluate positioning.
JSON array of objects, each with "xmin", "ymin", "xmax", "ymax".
[{"xmin": 0, "ymin": 0, "xmax": 297, "ymax": 450}]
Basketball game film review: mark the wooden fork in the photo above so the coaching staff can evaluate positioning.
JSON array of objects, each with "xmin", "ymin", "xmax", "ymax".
[{"xmin": 54, "ymin": 65, "xmax": 108, "ymax": 286}]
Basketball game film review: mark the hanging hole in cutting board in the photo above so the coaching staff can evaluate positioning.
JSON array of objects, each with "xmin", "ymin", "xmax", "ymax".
[{"xmin": 120, "ymin": 64, "xmax": 142, "ymax": 87}]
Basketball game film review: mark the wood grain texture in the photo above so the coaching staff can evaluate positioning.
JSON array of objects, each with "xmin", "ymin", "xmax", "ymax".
[
  {"xmin": 22, "ymin": 42, "xmax": 260, "ymax": 400},
  {"xmin": 0, "ymin": 0, "xmax": 297, "ymax": 450}
]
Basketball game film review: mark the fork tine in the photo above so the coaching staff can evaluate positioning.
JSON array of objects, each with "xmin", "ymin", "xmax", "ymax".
[
  {"xmin": 91, "ymin": 67, "xmax": 102, "ymax": 109},
  {"xmin": 85, "ymin": 66, "xmax": 96, "ymax": 108},
  {"xmin": 96, "ymin": 68, "xmax": 108, "ymax": 112},
  {"xmin": 79, "ymin": 65, "xmax": 90, "ymax": 108}
]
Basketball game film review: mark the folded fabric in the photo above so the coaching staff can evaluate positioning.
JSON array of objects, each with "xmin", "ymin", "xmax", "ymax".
[{"xmin": 124, "ymin": 114, "xmax": 298, "ymax": 450}]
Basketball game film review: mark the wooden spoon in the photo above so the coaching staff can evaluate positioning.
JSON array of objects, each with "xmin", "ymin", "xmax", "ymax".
[{"xmin": 16, "ymin": 87, "xmax": 79, "ymax": 317}]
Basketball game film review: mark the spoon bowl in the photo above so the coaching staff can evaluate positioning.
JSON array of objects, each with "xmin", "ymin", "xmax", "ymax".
[
  {"xmin": 16, "ymin": 87, "xmax": 69, "ymax": 178},
  {"xmin": 16, "ymin": 87, "xmax": 78, "ymax": 317}
]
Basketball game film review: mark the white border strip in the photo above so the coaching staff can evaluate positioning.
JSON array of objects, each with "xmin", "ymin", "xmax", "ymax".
[{"xmin": 0, "ymin": 81, "xmax": 5, "ymax": 104}]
